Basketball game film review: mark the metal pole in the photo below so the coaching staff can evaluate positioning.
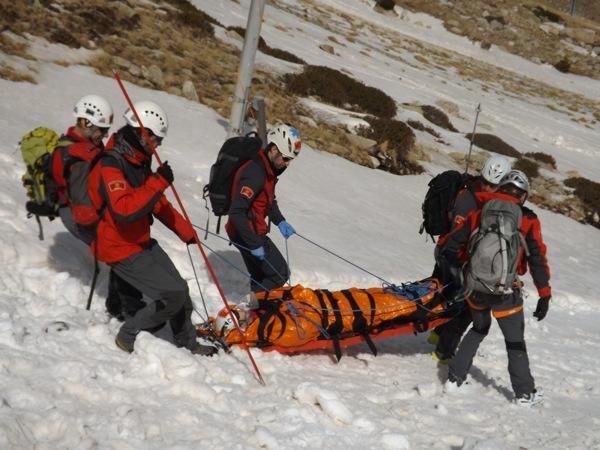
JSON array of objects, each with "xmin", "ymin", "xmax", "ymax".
[
  {"xmin": 253, "ymin": 96, "xmax": 268, "ymax": 144},
  {"xmin": 464, "ymin": 103, "xmax": 481, "ymax": 174},
  {"xmin": 228, "ymin": 0, "xmax": 266, "ymax": 138},
  {"xmin": 570, "ymin": 0, "xmax": 577, "ymax": 16}
]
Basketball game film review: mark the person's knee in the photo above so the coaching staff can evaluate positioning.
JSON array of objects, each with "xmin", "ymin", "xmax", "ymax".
[
  {"xmin": 472, "ymin": 322, "xmax": 491, "ymax": 336},
  {"xmin": 159, "ymin": 290, "xmax": 188, "ymax": 315},
  {"xmin": 505, "ymin": 340, "xmax": 527, "ymax": 352}
]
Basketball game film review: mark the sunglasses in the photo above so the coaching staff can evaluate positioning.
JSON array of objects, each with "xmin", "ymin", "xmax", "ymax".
[{"xmin": 145, "ymin": 129, "xmax": 163, "ymax": 145}]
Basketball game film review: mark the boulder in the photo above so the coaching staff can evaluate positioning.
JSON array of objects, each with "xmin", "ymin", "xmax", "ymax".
[
  {"xmin": 182, "ymin": 80, "xmax": 199, "ymax": 102},
  {"xmin": 318, "ymin": 44, "xmax": 335, "ymax": 55}
]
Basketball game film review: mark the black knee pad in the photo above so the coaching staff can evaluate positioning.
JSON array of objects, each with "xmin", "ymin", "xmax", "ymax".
[
  {"xmin": 505, "ymin": 340, "xmax": 527, "ymax": 352},
  {"xmin": 159, "ymin": 290, "xmax": 187, "ymax": 315}
]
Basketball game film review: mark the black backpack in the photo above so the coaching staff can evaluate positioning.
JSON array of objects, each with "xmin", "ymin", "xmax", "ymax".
[
  {"xmin": 203, "ymin": 133, "xmax": 263, "ymax": 231},
  {"xmin": 419, "ymin": 170, "xmax": 473, "ymax": 239}
]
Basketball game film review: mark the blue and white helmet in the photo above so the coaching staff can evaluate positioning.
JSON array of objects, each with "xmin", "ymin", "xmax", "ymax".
[{"xmin": 267, "ymin": 124, "xmax": 301, "ymax": 159}]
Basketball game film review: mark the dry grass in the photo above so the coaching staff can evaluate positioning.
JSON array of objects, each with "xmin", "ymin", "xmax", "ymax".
[
  {"xmin": 0, "ymin": 64, "xmax": 36, "ymax": 83},
  {"xmin": 0, "ymin": 34, "xmax": 33, "ymax": 60}
]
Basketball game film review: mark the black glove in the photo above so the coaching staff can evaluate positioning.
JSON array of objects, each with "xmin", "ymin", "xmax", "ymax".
[
  {"xmin": 533, "ymin": 296, "xmax": 551, "ymax": 321},
  {"xmin": 156, "ymin": 161, "xmax": 174, "ymax": 184}
]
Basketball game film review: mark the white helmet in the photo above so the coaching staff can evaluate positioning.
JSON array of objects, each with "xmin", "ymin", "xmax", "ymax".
[
  {"xmin": 214, "ymin": 307, "xmax": 239, "ymax": 338},
  {"xmin": 481, "ymin": 155, "xmax": 511, "ymax": 185},
  {"xmin": 73, "ymin": 95, "xmax": 113, "ymax": 127},
  {"xmin": 123, "ymin": 100, "xmax": 168, "ymax": 138},
  {"xmin": 267, "ymin": 124, "xmax": 301, "ymax": 159},
  {"xmin": 499, "ymin": 170, "xmax": 530, "ymax": 194}
]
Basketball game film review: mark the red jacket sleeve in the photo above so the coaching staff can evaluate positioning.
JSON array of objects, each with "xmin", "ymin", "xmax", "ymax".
[
  {"xmin": 153, "ymin": 196, "xmax": 195, "ymax": 243},
  {"xmin": 100, "ymin": 164, "xmax": 169, "ymax": 223},
  {"xmin": 520, "ymin": 208, "xmax": 552, "ymax": 297}
]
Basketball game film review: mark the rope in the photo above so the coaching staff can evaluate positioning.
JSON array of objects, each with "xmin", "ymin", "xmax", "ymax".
[
  {"xmin": 285, "ymin": 239, "xmax": 292, "ymax": 286},
  {"xmin": 286, "ymin": 301, "xmax": 331, "ymax": 340},
  {"xmin": 295, "ymin": 232, "xmax": 392, "ymax": 285},
  {"xmin": 191, "ymin": 222, "xmax": 291, "ymax": 291},
  {"xmin": 186, "ymin": 245, "xmax": 209, "ymax": 321}
]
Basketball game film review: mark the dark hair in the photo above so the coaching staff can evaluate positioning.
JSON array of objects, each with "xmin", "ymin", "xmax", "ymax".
[{"xmin": 499, "ymin": 183, "xmax": 526, "ymax": 199}]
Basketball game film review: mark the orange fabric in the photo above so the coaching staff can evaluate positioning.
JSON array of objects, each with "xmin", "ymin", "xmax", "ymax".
[
  {"xmin": 465, "ymin": 296, "xmax": 488, "ymax": 311},
  {"xmin": 492, "ymin": 305, "xmax": 523, "ymax": 319},
  {"xmin": 221, "ymin": 279, "xmax": 444, "ymax": 348}
]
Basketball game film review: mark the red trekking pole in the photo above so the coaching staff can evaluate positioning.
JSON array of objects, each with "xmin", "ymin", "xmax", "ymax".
[{"xmin": 114, "ymin": 71, "xmax": 265, "ymax": 385}]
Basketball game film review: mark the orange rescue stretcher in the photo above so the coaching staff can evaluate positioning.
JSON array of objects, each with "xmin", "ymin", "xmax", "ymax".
[{"xmin": 204, "ymin": 278, "xmax": 455, "ymax": 359}]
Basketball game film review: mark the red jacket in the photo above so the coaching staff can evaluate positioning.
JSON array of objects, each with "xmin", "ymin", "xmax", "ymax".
[
  {"xmin": 225, "ymin": 149, "xmax": 284, "ymax": 249},
  {"xmin": 87, "ymin": 130, "xmax": 194, "ymax": 263},
  {"xmin": 51, "ymin": 126, "xmax": 100, "ymax": 207},
  {"xmin": 441, "ymin": 191, "xmax": 552, "ymax": 297}
]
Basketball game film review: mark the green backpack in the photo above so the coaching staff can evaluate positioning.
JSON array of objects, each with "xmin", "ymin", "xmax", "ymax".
[{"xmin": 19, "ymin": 127, "xmax": 71, "ymax": 238}]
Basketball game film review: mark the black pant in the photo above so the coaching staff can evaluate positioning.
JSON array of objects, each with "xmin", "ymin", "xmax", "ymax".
[
  {"xmin": 112, "ymin": 241, "xmax": 198, "ymax": 349},
  {"xmin": 435, "ymin": 306, "xmax": 472, "ymax": 359},
  {"xmin": 235, "ymin": 235, "xmax": 289, "ymax": 292},
  {"xmin": 106, "ymin": 270, "xmax": 144, "ymax": 318}
]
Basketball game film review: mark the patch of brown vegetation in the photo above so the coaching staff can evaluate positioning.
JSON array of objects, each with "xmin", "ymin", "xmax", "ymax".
[
  {"xmin": 359, "ymin": 117, "xmax": 423, "ymax": 175},
  {"xmin": 524, "ymin": 152, "xmax": 557, "ymax": 169},
  {"xmin": 407, "ymin": 119, "xmax": 441, "ymax": 138},
  {"xmin": 465, "ymin": 133, "xmax": 521, "ymax": 158},
  {"xmin": 564, "ymin": 177, "xmax": 600, "ymax": 228},
  {"xmin": 0, "ymin": 64, "xmax": 36, "ymax": 83},
  {"xmin": 0, "ymin": 34, "xmax": 33, "ymax": 60},
  {"xmin": 285, "ymin": 65, "xmax": 397, "ymax": 118},
  {"xmin": 228, "ymin": 26, "xmax": 306, "ymax": 64},
  {"xmin": 395, "ymin": 0, "xmax": 600, "ymax": 81},
  {"xmin": 421, "ymin": 105, "xmax": 458, "ymax": 132},
  {"xmin": 513, "ymin": 157, "xmax": 540, "ymax": 179}
]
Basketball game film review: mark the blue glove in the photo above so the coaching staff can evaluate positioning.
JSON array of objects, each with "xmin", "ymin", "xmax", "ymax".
[
  {"xmin": 250, "ymin": 246, "xmax": 265, "ymax": 260},
  {"xmin": 278, "ymin": 220, "xmax": 296, "ymax": 239}
]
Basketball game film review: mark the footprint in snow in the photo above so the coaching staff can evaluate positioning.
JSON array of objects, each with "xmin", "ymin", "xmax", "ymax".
[{"xmin": 293, "ymin": 382, "xmax": 353, "ymax": 425}]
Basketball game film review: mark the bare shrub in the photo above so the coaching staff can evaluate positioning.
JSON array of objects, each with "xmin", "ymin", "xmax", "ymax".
[
  {"xmin": 564, "ymin": 177, "xmax": 600, "ymax": 227},
  {"xmin": 360, "ymin": 117, "xmax": 423, "ymax": 175},
  {"xmin": 530, "ymin": 6, "xmax": 564, "ymax": 24},
  {"xmin": 285, "ymin": 65, "xmax": 397, "ymax": 118},
  {"xmin": 376, "ymin": 0, "xmax": 396, "ymax": 11},
  {"xmin": 164, "ymin": 0, "xmax": 218, "ymax": 37},
  {"xmin": 554, "ymin": 58, "xmax": 571, "ymax": 74},
  {"xmin": 422, "ymin": 105, "xmax": 458, "ymax": 132},
  {"xmin": 49, "ymin": 29, "xmax": 80, "ymax": 48},
  {"xmin": 465, "ymin": 133, "xmax": 521, "ymax": 158},
  {"xmin": 228, "ymin": 26, "xmax": 305, "ymax": 64},
  {"xmin": 407, "ymin": 119, "xmax": 441, "ymax": 138},
  {"xmin": 524, "ymin": 152, "xmax": 557, "ymax": 169},
  {"xmin": 0, "ymin": 64, "xmax": 36, "ymax": 83},
  {"xmin": 514, "ymin": 158, "xmax": 540, "ymax": 179}
]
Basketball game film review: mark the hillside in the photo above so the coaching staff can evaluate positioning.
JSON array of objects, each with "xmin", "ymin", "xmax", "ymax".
[{"xmin": 1, "ymin": 0, "xmax": 599, "ymax": 228}]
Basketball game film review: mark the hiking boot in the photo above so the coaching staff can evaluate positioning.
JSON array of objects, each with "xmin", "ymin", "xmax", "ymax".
[
  {"xmin": 444, "ymin": 372, "xmax": 466, "ymax": 393},
  {"xmin": 115, "ymin": 324, "xmax": 138, "ymax": 353},
  {"xmin": 431, "ymin": 350, "xmax": 451, "ymax": 365},
  {"xmin": 514, "ymin": 388, "xmax": 544, "ymax": 406},
  {"xmin": 189, "ymin": 342, "xmax": 218, "ymax": 357}
]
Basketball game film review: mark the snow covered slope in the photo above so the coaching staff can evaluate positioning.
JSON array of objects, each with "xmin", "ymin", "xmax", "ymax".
[{"xmin": 0, "ymin": 1, "xmax": 599, "ymax": 449}]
